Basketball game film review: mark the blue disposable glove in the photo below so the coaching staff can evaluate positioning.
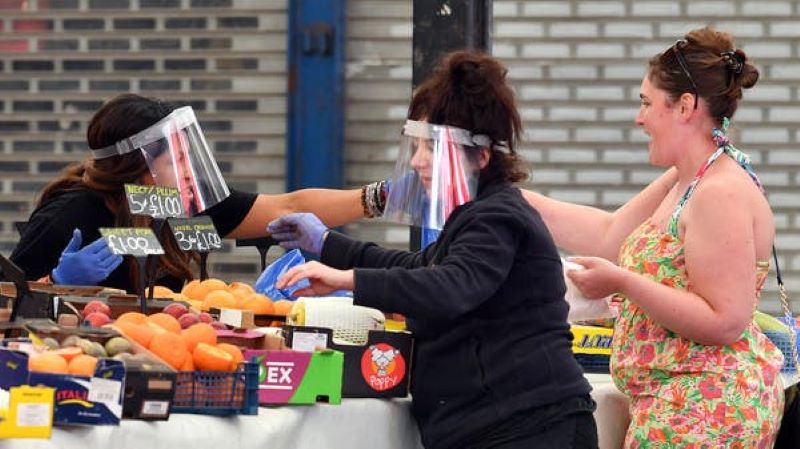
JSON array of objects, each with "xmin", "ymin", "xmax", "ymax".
[
  {"xmin": 51, "ymin": 229, "xmax": 124, "ymax": 285},
  {"xmin": 267, "ymin": 213, "xmax": 328, "ymax": 255}
]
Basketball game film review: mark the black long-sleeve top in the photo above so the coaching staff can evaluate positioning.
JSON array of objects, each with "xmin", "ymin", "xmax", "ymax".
[
  {"xmin": 9, "ymin": 188, "xmax": 257, "ymax": 292},
  {"xmin": 321, "ymin": 180, "xmax": 591, "ymax": 449}
]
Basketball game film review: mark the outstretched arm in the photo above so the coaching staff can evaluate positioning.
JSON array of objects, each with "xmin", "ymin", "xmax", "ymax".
[
  {"xmin": 521, "ymin": 167, "xmax": 677, "ymax": 262},
  {"xmin": 225, "ymin": 188, "xmax": 363, "ymax": 239}
]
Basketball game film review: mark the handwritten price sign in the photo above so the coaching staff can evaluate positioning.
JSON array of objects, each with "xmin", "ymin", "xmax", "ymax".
[
  {"xmin": 168, "ymin": 216, "xmax": 222, "ymax": 253},
  {"xmin": 125, "ymin": 184, "xmax": 185, "ymax": 219},
  {"xmin": 99, "ymin": 227, "xmax": 165, "ymax": 256}
]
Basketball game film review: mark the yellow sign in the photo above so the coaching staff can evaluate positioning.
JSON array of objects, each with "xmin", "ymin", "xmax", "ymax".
[
  {"xmin": 0, "ymin": 385, "xmax": 55, "ymax": 439},
  {"xmin": 571, "ymin": 325, "xmax": 613, "ymax": 356}
]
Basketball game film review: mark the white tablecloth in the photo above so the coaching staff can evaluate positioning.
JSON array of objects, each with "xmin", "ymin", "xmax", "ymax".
[
  {"xmin": 4, "ymin": 373, "xmax": 796, "ymax": 449},
  {"xmin": 0, "ymin": 398, "xmax": 424, "ymax": 449}
]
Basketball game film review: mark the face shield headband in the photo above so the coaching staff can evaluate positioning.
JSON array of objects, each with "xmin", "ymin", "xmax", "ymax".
[
  {"xmin": 90, "ymin": 106, "xmax": 230, "ymax": 215},
  {"xmin": 382, "ymin": 120, "xmax": 491, "ymax": 230}
]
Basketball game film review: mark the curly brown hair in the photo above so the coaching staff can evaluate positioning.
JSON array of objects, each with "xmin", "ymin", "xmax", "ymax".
[
  {"xmin": 38, "ymin": 94, "xmax": 198, "ymax": 288},
  {"xmin": 648, "ymin": 26, "xmax": 759, "ymax": 125},
  {"xmin": 407, "ymin": 50, "xmax": 528, "ymax": 185}
]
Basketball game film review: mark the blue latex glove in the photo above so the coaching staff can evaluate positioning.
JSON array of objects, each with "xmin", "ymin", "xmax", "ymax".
[
  {"xmin": 267, "ymin": 213, "xmax": 328, "ymax": 255},
  {"xmin": 52, "ymin": 229, "xmax": 124, "ymax": 285}
]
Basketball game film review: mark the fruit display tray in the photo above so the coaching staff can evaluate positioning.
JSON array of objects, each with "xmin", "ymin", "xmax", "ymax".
[{"xmin": 171, "ymin": 361, "xmax": 259, "ymax": 415}]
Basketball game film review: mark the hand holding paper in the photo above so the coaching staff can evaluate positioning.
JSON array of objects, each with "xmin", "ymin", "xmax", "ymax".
[{"xmin": 562, "ymin": 257, "xmax": 613, "ymax": 322}]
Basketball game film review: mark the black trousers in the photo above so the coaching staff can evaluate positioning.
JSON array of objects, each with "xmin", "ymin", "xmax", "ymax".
[{"xmin": 458, "ymin": 395, "xmax": 599, "ymax": 449}]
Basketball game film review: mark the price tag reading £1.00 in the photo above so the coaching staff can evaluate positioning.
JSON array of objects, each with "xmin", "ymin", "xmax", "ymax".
[
  {"xmin": 99, "ymin": 227, "xmax": 165, "ymax": 257},
  {"xmin": 168, "ymin": 216, "xmax": 223, "ymax": 253},
  {"xmin": 124, "ymin": 184, "xmax": 185, "ymax": 219}
]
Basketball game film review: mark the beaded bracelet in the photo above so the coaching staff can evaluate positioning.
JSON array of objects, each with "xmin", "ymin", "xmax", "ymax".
[{"xmin": 360, "ymin": 183, "xmax": 373, "ymax": 218}]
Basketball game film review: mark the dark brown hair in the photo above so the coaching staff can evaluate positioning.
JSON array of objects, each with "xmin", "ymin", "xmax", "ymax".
[
  {"xmin": 648, "ymin": 26, "xmax": 758, "ymax": 124},
  {"xmin": 38, "ymin": 94, "xmax": 197, "ymax": 287},
  {"xmin": 407, "ymin": 50, "xmax": 527, "ymax": 184}
]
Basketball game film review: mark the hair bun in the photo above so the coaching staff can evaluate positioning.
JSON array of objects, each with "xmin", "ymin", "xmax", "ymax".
[{"xmin": 720, "ymin": 50, "xmax": 744, "ymax": 74}]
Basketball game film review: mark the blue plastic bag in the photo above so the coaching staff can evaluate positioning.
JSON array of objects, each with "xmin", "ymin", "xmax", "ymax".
[
  {"xmin": 254, "ymin": 249, "xmax": 310, "ymax": 301},
  {"xmin": 254, "ymin": 249, "xmax": 352, "ymax": 300}
]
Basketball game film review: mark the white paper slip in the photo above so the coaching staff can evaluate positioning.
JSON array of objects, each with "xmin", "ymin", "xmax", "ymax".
[{"xmin": 291, "ymin": 331, "xmax": 328, "ymax": 352}]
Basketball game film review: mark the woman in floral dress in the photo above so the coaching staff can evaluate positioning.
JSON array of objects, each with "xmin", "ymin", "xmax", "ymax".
[{"xmin": 522, "ymin": 26, "xmax": 784, "ymax": 447}]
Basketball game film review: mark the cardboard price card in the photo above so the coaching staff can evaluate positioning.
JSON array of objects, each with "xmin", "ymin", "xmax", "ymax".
[
  {"xmin": 125, "ymin": 184, "xmax": 185, "ymax": 219},
  {"xmin": 0, "ymin": 385, "xmax": 55, "ymax": 439},
  {"xmin": 99, "ymin": 227, "xmax": 165, "ymax": 256},
  {"xmin": 168, "ymin": 216, "xmax": 222, "ymax": 253}
]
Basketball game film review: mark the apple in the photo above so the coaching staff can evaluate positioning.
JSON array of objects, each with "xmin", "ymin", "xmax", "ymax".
[
  {"xmin": 82, "ymin": 300, "xmax": 111, "ymax": 319},
  {"xmin": 84, "ymin": 311, "xmax": 111, "ymax": 327},
  {"xmin": 198, "ymin": 312, "xmax": 213, "ymax": 324},
  {"xmin": 178, "ymin": 313, "xmax": 200, "ymax": 329},
  {"xmin": 162, "ymin": 302, "xmax": 189, "ymax": 320},
  {"xmin": 210, "ymin": 321, "xmax": 228, "ymax": 330}
]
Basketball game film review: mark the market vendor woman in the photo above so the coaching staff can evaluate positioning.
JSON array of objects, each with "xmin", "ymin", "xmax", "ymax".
[
  {"xmin": 272, "ymin": 51, "xmax": 598, "ymax": 449},
  {"xmin": 9, "ymin": 93, "xmax": 369, "ymax": 293}
]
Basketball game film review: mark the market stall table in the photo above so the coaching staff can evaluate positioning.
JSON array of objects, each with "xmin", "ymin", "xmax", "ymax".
[
  {"xmin": 5, "ymin": 373, "xmax": 794, "ymax": 449},
  {"xmin": 0, "ymin": 398, "xmax": 424, "ymax": 449}
]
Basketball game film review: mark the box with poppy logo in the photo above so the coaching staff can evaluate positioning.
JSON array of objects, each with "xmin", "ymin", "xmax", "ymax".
[
  {"xmin": 0, "ymin": 348, "xmax": 125, "ymax": 426},
  {"xmin": 284, "ymin": 325, "xmax": 414, "ymax": 398}
]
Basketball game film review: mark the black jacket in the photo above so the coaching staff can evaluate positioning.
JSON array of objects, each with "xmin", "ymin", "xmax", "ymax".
[
  {"xmin": 322, "ymin": 181, "xmax": 591, "ymax": 449},
  {"xmin": 10, "ymin": 188, "xmax": 257, "ymax": 292}
]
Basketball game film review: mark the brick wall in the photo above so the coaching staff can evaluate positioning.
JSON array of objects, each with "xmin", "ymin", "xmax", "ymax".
[
  {"xmin": 1, "ymin": 0, "xmax": 799, "ymax": 313},
  {"xmin": 0, "ymin": 0, "xmax": 289, "ymax": 282},
  {"xmin": 344, "ymin": 0, "xmax": 800, "ymax": 314}
]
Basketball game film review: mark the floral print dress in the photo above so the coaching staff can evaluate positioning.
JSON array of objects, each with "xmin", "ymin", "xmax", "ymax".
[{"xmin": 611, "ymin": 140, "xmax": 785, "ymax": 448}]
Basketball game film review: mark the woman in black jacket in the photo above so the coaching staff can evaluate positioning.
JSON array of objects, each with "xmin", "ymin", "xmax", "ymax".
[{"xmin": 274, "ymin": 51, "xmax": 597, "ymax": 449}]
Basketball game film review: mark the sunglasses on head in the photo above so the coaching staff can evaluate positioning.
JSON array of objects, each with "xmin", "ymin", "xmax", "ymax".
[{"xmin": 671, "ymin": 39, "xmax": 699, "ymax": 110}]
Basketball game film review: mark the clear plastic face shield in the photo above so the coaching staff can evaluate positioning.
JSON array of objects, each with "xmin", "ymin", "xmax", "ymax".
[
  {"xmin": 91, "ymin": 106, "xmax": 229, "ymax": 216},
  {"xmin": 383, "ymin": 120, "xmax": 489, "ymax": 230}
]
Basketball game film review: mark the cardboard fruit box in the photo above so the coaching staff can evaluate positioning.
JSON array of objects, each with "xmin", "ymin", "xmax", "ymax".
[
  {"xmin": 57, "ymin": 294, "xmax": 182, "ymax": 320},
  {"xmin": 21, "ymin": 319, "xmax": 176, "ymax": 421},
  {"xmin": 284, "ymin": 325, "xmax": 413, "ymax": 398},
  {"xmin": 0, "ymin": 348, "xmax": 126, "ymax": 426},
  {"xmin": 242, "ymin": 348, "xmax": 343, "ymax": 405}
]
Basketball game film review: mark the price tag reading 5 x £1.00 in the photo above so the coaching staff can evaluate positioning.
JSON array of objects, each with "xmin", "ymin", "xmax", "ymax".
[
  {"xmin": 99, "ymin": 227, "xmax": 165, "ymax": 257},
  {"xmin": 168, "ymin": 216, "xmax": 223, "ymax": 253},
  {"xmin": 124, "ymin": 184, "xmax": 185, "ymax": 219}
]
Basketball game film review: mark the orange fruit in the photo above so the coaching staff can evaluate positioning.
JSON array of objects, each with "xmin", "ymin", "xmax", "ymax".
[
  {"xmin": 181, "ymin": 279, "xmax": 201, "ymax": 300},
  {"xmin": 49, "ymin": 346, "xmax": 83, "ymax": 362},
  {"xmin": 193, "ymin": 342, "xmax": 234, "ymax": 371},
  {"xmin": 273, "ymin": 300, "xmax": 294, "ymax": 316},
  {"xmin": 68, "ymin": 354, "xmax": 98, "ymax": 376},
  {"xmin": 146, "ymin": 313, "xmax": 182, "ymax": 334},
  {"xmin": 180, "ymin": 355, "xmax": 195, "ymax": 371},
  {"xmin": 203, "ymin": 290, "xmax": 237, "ymax": 310},
  {"xmin": 116, "ymin": 312, "xmax": 147, "ymax": 325},
  {"xmin": 169, "ymin": 293, "xmax": 191, "ymax": 303},
  {"xmin": 151, "ymin": 285, "xmax": 174, "ymax": 298},
  {"xmin": 29, "ymin": 353, "xmax": 68, "ymax": 374},
  {"xmin": 228, "ymin": 282, "xmax": 254, "ymax": 296},
  {"xmin": 242, "ymin": 294, "xmax": 275, "ymax": 315},
  {"xmin": 181, "ymin": 322, "xmax": 217, "ymax": 352},
  {"xmin": 216, "ymin": 343, "xmax": 244, "ymax": 370},
  {"xmin": 194, "ymin": 278, "xmax": 228, "ymax": 302},
  {"xmin": 149, "ymin": 332, "xmax": 188, "ymax": 369},
  {"xmin": 114, "ymin": 321, "xmax": 156, "ymax": 348},
  {"xmin": 185, "ymin": 299, "xmax": 206, "ymax": 312}
]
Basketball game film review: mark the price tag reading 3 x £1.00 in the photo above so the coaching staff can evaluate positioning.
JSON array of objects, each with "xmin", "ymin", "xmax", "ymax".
[
  {"xmin": 124, "ymin": 184, "xmax": 185, "ymax": 219},
  {"xmin": 168, "ymin": 216, "xmax": 223, "ymax": 253},
  {"xmin": 99, "ymin": 227, "xmax": 165, "ymax": 257}
]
